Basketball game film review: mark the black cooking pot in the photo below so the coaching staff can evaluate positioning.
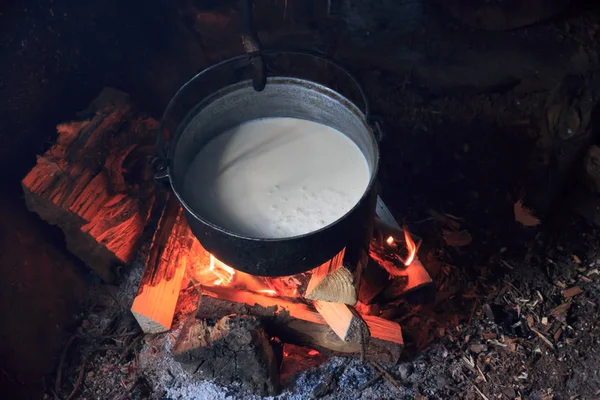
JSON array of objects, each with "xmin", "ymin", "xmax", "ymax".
[{"xmin": 154, "ymin": 50, "xmax": 380, "ymax": 277}]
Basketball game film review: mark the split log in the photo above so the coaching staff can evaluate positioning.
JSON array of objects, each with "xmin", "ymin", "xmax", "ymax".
[
  {"xmin": 22, "ymin": 88, "xmax": 156, "ymax": 281},
  {"xmin": 372, "ymin": 199, "xmax": 432, "ymax": 295},
  {"xmin": 313, "ymin": 300, "xmax": 368, "ymax": 342},
  {"xmin": 305, "ymin": 248, "xmax": 357, "ymax": 305},
  {"xmin": 196, "ymin": 285, "xmax": 403, "ymax": 364},
  {"xmin": 131, "ymin": 198, "xmax": 189, "ymax": 333},
  {"xmin": 358, "ymin": 258, "xmax": 391, "ymax": 304},
  {"xmin": 173, "ymin": 315, "xmax": 280, "ymax": 396}
]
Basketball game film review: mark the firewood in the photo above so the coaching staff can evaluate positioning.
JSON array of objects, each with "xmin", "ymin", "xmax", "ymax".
[
  {"xmin": 131, "ymin": 198, "xmax": 188, "ymax": 334},
  {"xmin": 313, "ymin": 300, "xmax": 368, "ymax": 342},
  {"xmin": 358, "ymin": 258, "xmax": 390, "ymax": 304},
  {"xmin": 372, "ymin": 200, "xmax": 433, "ymax": 295},
  {"xmin": 197, "ymin": 285, "xmax": 403, "ymax": 363},
  {"xmin": 305, "ymin": 248, "xmax": 357, "ymax": 305},
  {"xmin": 21, "ymin": 88, "xmax": 156, "ymax": 281},
  {"xmin": 172, "ymin": 315, "xmax": 280, "ymax": 396}
]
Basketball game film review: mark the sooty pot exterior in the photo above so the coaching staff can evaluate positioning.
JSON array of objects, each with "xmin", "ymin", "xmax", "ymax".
[{"xmin": 162, "ymin": 76, "xmax": 380, "ymax": 277}]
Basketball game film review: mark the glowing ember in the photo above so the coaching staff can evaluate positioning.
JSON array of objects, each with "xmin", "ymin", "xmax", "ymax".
[
  {"xmin": 386, "ymin": 236, "xmax": 395, "ymax": 246},
  {"xmin": 257, "ymin": 289, "xmax": 278, "ymax": 296},
  {"xmin": 307, "ymin": 350, "xmax": 320, "ymax": 356},
  {"xmin": 402, "ymin": 226, "xmax": 417, "ymax": 266}
]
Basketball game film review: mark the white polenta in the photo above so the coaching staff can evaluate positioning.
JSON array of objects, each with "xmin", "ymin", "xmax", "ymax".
[{"xmin": 184, "ymin": 117, "xmax": 370, "ymax": 239}]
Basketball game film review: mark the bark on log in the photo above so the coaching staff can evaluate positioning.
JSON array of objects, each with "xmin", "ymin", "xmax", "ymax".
[
  {"xmin": 21, "ymin": 88, "xmax": 156, "ymax": 281},
  {"xmin": 173, "ymin": 315, "xmax": 280, "ymax": 396},
  {"xmin": 196, "ymin": 286, "xmax": 403, "ymax": 364}
]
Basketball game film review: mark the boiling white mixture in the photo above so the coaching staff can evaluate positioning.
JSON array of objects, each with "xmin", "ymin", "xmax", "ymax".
[{"xmin": 183, "ymin": 117, "xmax": 370, "ymax": 238}]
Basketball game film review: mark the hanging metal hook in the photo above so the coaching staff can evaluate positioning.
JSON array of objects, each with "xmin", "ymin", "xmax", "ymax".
[{"xmin": 239, "ymin": 0, "xmax": 266, "ymax": 91}]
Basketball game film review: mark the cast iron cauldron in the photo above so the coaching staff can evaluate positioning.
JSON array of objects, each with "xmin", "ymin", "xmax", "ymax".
[{"xmin": 154, "ymin": 50, "xmax": 381, "ymax": 277}]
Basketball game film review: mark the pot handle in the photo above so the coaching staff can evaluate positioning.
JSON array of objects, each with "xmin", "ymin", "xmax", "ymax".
[{"xmin": 369, "ymin": 115, "xmax": 385, "ymax": 143}]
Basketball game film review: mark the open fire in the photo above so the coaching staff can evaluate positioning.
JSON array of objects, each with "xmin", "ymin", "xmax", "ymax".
[
  {"xmin": 21, "ymin": 90, "xmax": 435, "ymax": 397},
  {"xmin": 192, "ymin": 225, "xmax": 420, "ymax": 301}
]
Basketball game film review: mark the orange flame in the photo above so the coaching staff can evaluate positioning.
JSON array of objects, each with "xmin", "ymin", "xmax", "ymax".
[
  {"xmin": 308, "ymin": 350, "xmax": 320, "ymax": 356},
  {"xmin": 403, "ymin": 227, "xmax": 417, "ymax": 266},
  {"xmin": 209, "ymin": 254, "xmax": 235, "ymax": 286},
  {"xmin": 197, "ymin": 253, "xmax": 303, "ymax": 298},
  {"xmin": 386, "ymin": 236, "xmax": 395, "ymax": 246}
]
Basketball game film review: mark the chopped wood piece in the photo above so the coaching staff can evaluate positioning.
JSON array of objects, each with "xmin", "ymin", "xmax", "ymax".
[
  {"xmin": 173, "ymin": 315, "xmax": 279, "ymax": 396},
  {"xmin": 553, "ymin": 327, "xmax": 563, "ymax": 342},
  {"xmin": 196, "ymin": 286, "xmax": 403, "ymax": 363},
  {"xmin": 313, "ymin": 301, "xmax": 368, "ymax": 342},
  {"xmin": 382, "ymin": 276, "xmax": 409, "ymax": 301},
  {"xmin": 442, "ymin": 229, "xmax": 472, "ymax": 247},
  {"xmin": 562, "ymin": 286, "xmax": 583, "ymax": 298},
  {"xmin": 305, "ymin": 248, "xmax": 357, "ymax": 305},
  {"xmin": 399, "ymin": 259, "xmax": 434, "ymax": 293},
  {"xmin": 358, "ymin": 258, "xmax": 390, "ymax": 304},
  {"xmin": 550, "ymin": 302, "xmax": 572, "ymax": 323},
  {"xmin": 530, "ymin": 326, "xmax": 555, "ymax": 349},
  {"xmin": 22, "ymin": 88, "xmax": 156, "ymax": 281},
  {"xmin": 370, "ymin": 211, "xmax": 432, "ymax": 295},
  {"xmin": 131, "ymin": 198, "xmax": 188, "ymax": 334}
]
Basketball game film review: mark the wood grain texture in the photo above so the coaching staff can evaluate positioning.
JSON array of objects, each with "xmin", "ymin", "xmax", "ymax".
[
  {"xmin": 305, "ymin": 248, "xmax": 358, "ymax": 305},
  {"xmin": 21, "ymin": 88, "xmax": 156, "ymax": 281},
  {"xmin": 313, "ymin": 300, "xmax": 367, "ymax": 342},
  {"xmin": 131, "ymin": 198, "xmax": 189, "ymax": 334}
]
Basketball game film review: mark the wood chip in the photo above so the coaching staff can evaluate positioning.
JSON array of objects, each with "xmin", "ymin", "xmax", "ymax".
[
  {"xmin": 514, "ymin": 200, "xmax": 541, "ymax": 227},
  {"xmin": 530, "ymin": 327, "xmax": 554, "ymax": 349},
  {"xmin": 443, "ymin": 230, "xmax": 472, "ymax": 247},
  {"xmin": 526, "ymin": 315, "xmax": 534, "ymax": 327},
  {"xmin": 562, "ymin": 287, "xmax": 583, "ymax": 298},
  {"xmin": 572, "ymin": 254, "xmax": 582, "ymax": 264},
  {"xmin": 553, "ymin": 327, "xmax": 563, "ymax": 342},
  {"xmin": 469, "ymin": 344, "xmax": 487, "ymax": 353},
  {"xmin": 551, "ymin": 302, "xmax": 571, "ymax": 319}
]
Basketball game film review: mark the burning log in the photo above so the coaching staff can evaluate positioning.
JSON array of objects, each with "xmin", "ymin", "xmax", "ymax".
[
  {"xmin": 21, "ymin": 88, "xmax": 156, "ymax": 282},
  {"xmin": 197, "ymin": 285, "xmax": 403, "ymax": 364},
  {"xmin": 131, "ymin": 197, "xmax": 189, "ymax": 334},
  {"xmin": 173, "ymin": 315, "xmax": 280, "ymax": 396},
  {"xmin": 371, "ymin": 199, "xmax": 433, "ymax": 297}
]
